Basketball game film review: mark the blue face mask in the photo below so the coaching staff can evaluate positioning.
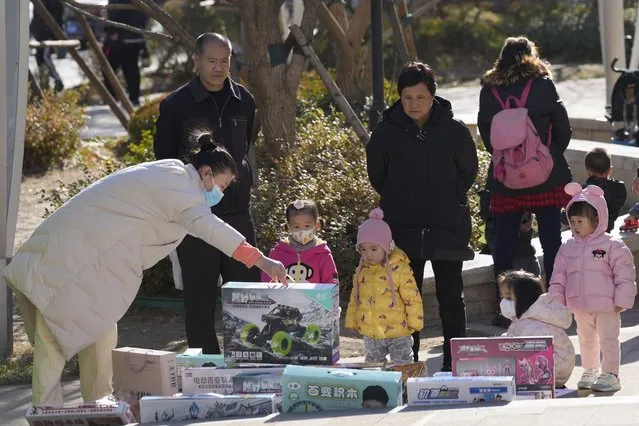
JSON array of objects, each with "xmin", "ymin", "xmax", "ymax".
[{"xmin": 203, "ymin": 185, "xmax": 224, "ymax": 207}]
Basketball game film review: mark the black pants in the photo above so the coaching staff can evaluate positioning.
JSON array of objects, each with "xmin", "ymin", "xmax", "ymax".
[
  {"xmin": 492, "ymin": 206, "xmax": 562, "ymax": 289},
  {"xmin": 103, "ymin": 42, "xmax": 141, "ymax": 104},
  {"xmin": 410, "ymin": 259, "xmax": 467, "ymax": 369},
  {"xmin": 176, "ymin": 213, "xmax": 260, "ymax": 354},
  {"xmin": 35, "ymin": 47, "xmax": 63, "ymax": 88}
]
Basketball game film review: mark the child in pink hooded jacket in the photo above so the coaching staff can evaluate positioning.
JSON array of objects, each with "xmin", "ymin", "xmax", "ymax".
[
  {"xmin": 261, "ymin": 200, "xmax": 339, "ymax": 284},
  {"xmin": 549, "ymin": 183, "xmax": 636, "ymax": 392}
]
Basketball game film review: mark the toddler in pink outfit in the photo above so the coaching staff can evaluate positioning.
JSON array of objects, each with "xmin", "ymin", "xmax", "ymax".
[{"xmin": 549, "ymin": 183, "xmax": 636, "ymax": 392}]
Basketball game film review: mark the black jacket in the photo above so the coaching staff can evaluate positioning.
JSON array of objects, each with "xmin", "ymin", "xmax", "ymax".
[
  {"xmin": 584, "ymin": 176, "xmax": 627, "ymax": 232},
  {"xmin": 154, "ymin": 77, "xmax": 256, "ymax": 216},
  {"xmin": 367, "ymin": 97, "xmax": 478, "ymax": 261},
  {"xmin": 478, "ymin": 58, "xmax": 573, "ymax": 196},
  {"xmin": 106, "ymin": 0, "xmax": 147, "ymax": 42},
  {"xmin": 30, "ymin": 0, "xmax": 64, "ymax": 41}
]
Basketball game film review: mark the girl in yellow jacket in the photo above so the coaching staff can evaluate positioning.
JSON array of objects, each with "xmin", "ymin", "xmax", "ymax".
[{"xmin": 346, "ymin": 208, "xmax": 424, "ymax": 364}]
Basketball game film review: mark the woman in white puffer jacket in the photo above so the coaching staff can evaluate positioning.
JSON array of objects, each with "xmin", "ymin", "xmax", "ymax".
[{"xmin": 499, "ymin": 270, "xmax": 576, "ymax": 387}]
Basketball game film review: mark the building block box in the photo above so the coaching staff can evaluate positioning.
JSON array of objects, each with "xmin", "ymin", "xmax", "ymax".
[{"xmin": 282, "ymin": 365, "xmax": 402, "ymax": 413}]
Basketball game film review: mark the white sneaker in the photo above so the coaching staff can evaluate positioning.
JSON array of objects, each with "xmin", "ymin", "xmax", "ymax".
[
  {"xmin": 94, "ymin": 394, "xmax": 119, "ymax": 405},
  {"xmin": 591, "ymin": 372, "xmax": 621, "ymax": 392},
  {"xmin": 577, "ymin": 368, "xmax": 598, "ymax": 389}
]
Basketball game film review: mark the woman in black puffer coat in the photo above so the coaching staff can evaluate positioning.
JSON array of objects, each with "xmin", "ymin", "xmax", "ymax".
[{"xmin": 367, "ymin": 62, "xmax": 478, "ymax": 371}]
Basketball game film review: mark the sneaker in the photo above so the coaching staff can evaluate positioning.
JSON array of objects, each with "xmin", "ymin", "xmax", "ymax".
[
  {"xmin": 577, "ymin": 368, "xmax": 598, "ymax": 389},
  {"xmin": 591, "ymin": 372, "xmax": 621, "ymax": 392},
  {"xmin": 95, "ymin": 394, "xmax": 119, "ymax": 405}
]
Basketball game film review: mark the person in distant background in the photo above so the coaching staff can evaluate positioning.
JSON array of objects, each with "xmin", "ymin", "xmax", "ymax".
[
  {"xmin": 583, "ymin": 147, "xmax": 626, "ymax": 232},
  {"xmin": 30, "ymin": 0, "xmax": 65, "ymax": 92},
  {"xmin": 103, "ymin": 0, "xmax": 148, "ymax": 106}
]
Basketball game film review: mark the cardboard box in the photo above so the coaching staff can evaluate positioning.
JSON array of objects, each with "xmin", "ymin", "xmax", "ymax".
[
  {"xmin": 139, "ymin": 393, "xmax": 276, "ymax": 423},
  {"xmin": 112, "ymin": 347, "xmax": 178, "ymax": 401},
  {"xmin": 451, "ymin": 336, "xmax": 555, "ymax": 399},
  {"xmin": 222, "ymin": 282, "xmax": 340, "ymax": 365},
  {"xmin": 25, "ymin": 402, "xmax": 135, "ymax": 426},
  {"xmin": 406, "ymin": 376, "xmax": 516, "ymax": 406},
  {"xmin": 176, "ymin": 353, "xmax": 226, "ymax": 389},
  {"xmin": 282, "ymin": 365, "xmax": 402, "ymax": 413}
]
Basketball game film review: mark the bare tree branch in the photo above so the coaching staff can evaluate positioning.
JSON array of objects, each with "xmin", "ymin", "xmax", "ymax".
[
  {"xmin": 134, "ymin": 0, "xmax": 196, "ymax": 49},
  {"xmin": 346, "ymin": 0, "xmax": 370, "ymax": 48},
  {"xmin": 64, "ymin": 0, "xmax": 139, "ymax": 11},
  {"xmin": 61, "ymin": 1, "xmax": 178, "ymax": 44},
  {"xmin": 382, "ymin": 0, "xmax": 440, "ymax": 40}
]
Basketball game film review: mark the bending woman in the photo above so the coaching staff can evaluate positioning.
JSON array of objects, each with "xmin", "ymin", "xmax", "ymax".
[{"xmin": 1, "ymin": 138, "xmax": 287, "ymax": 408}]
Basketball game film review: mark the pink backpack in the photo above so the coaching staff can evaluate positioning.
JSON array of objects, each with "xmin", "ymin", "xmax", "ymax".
[{"xmin": 490, "ymin": 79, "xmax": 553, "ymax": 189}]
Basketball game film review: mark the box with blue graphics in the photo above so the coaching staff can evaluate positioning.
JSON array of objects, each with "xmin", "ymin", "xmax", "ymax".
[
  {"xmin": 282, "ymin": 365, "xmax": 402, "ymax": 413},
  {"xmin": 222, "ymin": 282, "xmax": 340, "ymax": 365},
  {"xmin": 406, "ymin": 376, "xmax": 516, "ymax": 406}
]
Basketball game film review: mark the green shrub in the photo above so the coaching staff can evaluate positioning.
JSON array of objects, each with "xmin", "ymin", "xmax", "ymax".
[
  {"xmin": 24, "ymin": 90, "xmax": 84, "ymax": 172},
  {"xmin": 127, "ymin": 96, "xmax": 163, "ymax": 146},
  {"xmin": 124, "ymin": 129, "xmax": 156, "ymax": 164}
]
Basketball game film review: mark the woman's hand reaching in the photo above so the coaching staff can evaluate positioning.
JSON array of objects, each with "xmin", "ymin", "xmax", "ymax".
[{"xmin": 255, "ymin": 255, "xmax": 289, "ymax": 285}]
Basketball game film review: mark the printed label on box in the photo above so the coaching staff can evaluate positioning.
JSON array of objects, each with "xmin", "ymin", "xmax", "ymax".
[{"xmin": 407, "ymin": 376, "xmax": 516, "ymax": 406}]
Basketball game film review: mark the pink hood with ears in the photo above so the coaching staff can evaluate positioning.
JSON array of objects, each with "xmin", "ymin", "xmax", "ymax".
[{"xmin": 565, "ymin": 182, "xmax": 609, "ymax": 239}]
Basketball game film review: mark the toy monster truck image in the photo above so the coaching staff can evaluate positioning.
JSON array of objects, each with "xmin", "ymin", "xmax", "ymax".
[{"xmin": 239, "ymin": 305, "xmax": 322, "ymax": 356}]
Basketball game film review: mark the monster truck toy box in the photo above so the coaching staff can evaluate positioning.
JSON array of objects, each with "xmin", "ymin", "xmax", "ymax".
[
  {"xmin": 406, "ymin": 376, "xmax": 516, "ymax": 406},
  {"xmin": 282, "ymin": 365, "xmax": 402, "ymax": 413},
  {"xmin": 451, "ymin": 336, "xmax": 555, "ymax": 399},
  {"xmin": 222, "ymin": 282, "xmax": 340, "ymax": 365}
]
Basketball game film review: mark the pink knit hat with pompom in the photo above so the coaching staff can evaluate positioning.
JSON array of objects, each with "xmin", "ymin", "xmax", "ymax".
[
  {"xmin": 357, "ymin": 208, "xmax": 393, "ymax": 254},
  {"xmin": 354, "ymin": 208, "xmax": 397, "ymax": 306}
]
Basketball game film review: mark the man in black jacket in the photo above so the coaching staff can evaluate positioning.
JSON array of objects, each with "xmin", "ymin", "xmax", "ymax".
[
  {"xmin": 30, "ymin": 0, "xmax": 64, "ymax": 91},
  {"xmin": 154, "ymin": 32, "xmax": 259, "ymax": 354},
  {"xmin": 583, "ymin": 147, "xmax": 627, "ymax": 232},
  {"xmin": 103, "ymin": 0, "xmax": 147, "ymax": 106}
]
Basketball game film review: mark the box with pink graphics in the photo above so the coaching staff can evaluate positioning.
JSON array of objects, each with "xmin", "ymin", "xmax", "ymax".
[{"xmin": 450, "ymin": 336, "xmax": 555, "ymax": 399}]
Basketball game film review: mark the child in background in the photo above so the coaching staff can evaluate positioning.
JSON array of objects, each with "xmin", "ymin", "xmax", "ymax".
[
  {"xmin": 549, "ymin": 183, "xmax": 636, "ymax": 392},
  {"xmin": 583, "ymin": 147, "xmax": 627, "ymax": 232},
  {"xmin": 345, "ymin": 208, "xmax": 424, "ymax": 364},
  {"xmin": 262, "ymin": 200, "xmax": 338, "ymax": 284},
  {"xmin": 499, "ymin": 270, "xmax": 575, "ymax": 388}
]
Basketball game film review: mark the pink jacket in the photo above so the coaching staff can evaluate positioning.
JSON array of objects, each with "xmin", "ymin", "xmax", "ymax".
[
  {"xmin": 549, "ymin": 184, "xmax": 637, "ymax": 313},
  {"xmin": 506, "ymin": 293, "xmax": 575, "ymax": 387},
  {"xmin": 261, "ymin": 239, "xmax": 339, "ymax": 284}
]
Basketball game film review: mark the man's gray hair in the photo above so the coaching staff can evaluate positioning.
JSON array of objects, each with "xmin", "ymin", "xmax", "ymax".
[{"xmin": 194, "ymin": 32, "xmax": 232, "ymax": 56}]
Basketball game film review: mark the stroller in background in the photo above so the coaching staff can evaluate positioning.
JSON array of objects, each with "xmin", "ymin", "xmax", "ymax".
[{"xmin": 607, "ymin": 57, "xmax": 639, "ymax": 146}]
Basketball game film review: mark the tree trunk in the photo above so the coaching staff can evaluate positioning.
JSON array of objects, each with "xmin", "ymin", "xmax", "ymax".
[
  {"xmin": 234, "ymin": 0, "xmax": 319, "ymax": 161},
  {"xmin": 336, "ymin": 49, "xmax": 368, "ymax": 106}
]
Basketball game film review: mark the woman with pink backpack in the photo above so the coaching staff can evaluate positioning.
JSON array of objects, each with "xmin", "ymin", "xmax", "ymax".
[{"xmin": 478, "ymin": 36, "xmax": 572, "ymax": 327}]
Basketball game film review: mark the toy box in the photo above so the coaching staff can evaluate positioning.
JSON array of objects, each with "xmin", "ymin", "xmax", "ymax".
[
  {"xmin": 406, "ymin": 376, "xmax": 516, "ymax": 406},
  {"xmin": 182, "ymin": 366, "xmax": 284, "ymax": 395},
  {"xmin": 222, "ymin": 282, "xmax": 340, "ymax": 365},
  {"xmin": 25, "ymin": 402, "xmax": 135, "ymax": 426},
  {"xmin": 176, "ymin": 353, "xmax": 226, "ymax": 389},
  {"xmin": 451, "ymin": 336, "xmax": 555, "ymax": 399},
  {"xmin": 282, "ymin": 365, "xmax": 402, "ymax": 413},
  {"xmin": 139, "ymin": 393, "xmax": 276, "ymax": 423}
]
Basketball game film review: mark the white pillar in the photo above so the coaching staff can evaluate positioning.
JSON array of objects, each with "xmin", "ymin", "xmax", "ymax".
[
  {"xmin": 599, "ymin": 0, "xmax": 627, "ymax": 105},
  {"xmin": 629, "ymin": 1, "xmax": 639, "ymax": 69},
  {"xmin": 0, "ymin": 0, "xmax": 29, "ymax": 360}
]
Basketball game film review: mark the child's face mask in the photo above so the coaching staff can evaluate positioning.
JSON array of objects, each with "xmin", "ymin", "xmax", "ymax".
[
  {"xmin": 290, "ymin": 228, "xmax": 316, "ymax": 245},
  {"xmin": 499, "ymin": 298, "xmax": 517, "ymax": 320}
]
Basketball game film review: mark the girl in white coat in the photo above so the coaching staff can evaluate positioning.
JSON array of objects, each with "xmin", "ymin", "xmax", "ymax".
[
  {"xmin": 1, "ymin": 137, "xmax": 287, "ymax": 408},
  {"xmin": 499, "ymin": 270, "xmax": 576, "ymax": 388}
]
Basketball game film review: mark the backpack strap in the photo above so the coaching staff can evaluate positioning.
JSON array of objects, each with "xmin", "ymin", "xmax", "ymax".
[
  {"xmin": 516, "ymin": 79, "xmax": 534, "ymax": 107},
  {"xmin": 491, "ymin": 86, "xmax": 509, "ymax": 110}
]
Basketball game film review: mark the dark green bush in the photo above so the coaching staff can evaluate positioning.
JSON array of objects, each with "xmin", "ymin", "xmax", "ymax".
[
  {"xmin": 24, "ymin": 90, "xmax": 85, "ymax": 172},
  {"xmin": 127, "ymin": 96, "xmax": 164, "ymax": 147}
]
